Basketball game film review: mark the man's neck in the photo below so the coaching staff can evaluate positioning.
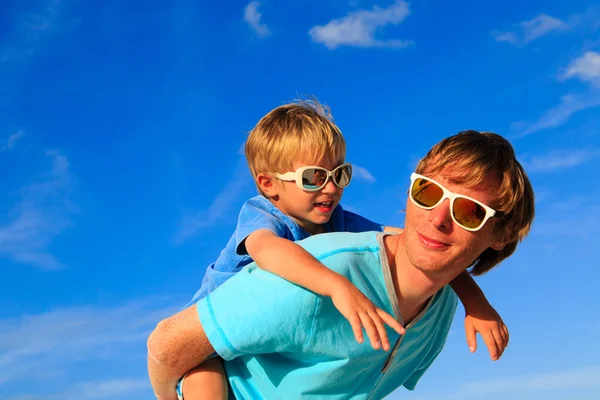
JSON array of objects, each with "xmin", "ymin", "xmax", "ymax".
[{"xmin": 385, "ymin": 234, "xmax": 452, "ymax": 325}]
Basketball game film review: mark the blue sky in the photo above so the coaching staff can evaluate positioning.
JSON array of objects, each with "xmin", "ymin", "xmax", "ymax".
[{"xmin": 1, "ymin": 0, "xmax": 600, "ymax": 399}]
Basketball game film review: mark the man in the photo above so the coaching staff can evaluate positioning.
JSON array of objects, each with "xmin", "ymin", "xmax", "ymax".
[{"xmin": 147, "ymin": 130, "xmax": 535, "ymax": 400}]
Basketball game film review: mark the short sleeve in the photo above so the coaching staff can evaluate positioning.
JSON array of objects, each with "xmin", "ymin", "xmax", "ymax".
[
  {"xmin": 196, "ymin": 264, "xmax": 319, "ymax": 361},
  {"xmin": 234, "ymin": 200, "xmax": 289, "ymax": 254},
  {"xmin": 343, "ymin": 210, "xmax": 384, "ymax": 233}
]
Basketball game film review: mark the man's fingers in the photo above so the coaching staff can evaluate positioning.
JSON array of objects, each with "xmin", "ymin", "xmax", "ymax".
[
  {"xmin": 349, "ymin": 315, "xmax": 364, "ymax": 344},
  {"xmin": 502, "ymin": 325, "xmax": 510, "ymax": 347},
  {"xmin": 358, "ymin": 312, "xmax": 381, "ymax": 350},
  {"xmin": 465, "ymin": 323, "xmax": 477, "ymax": 353},
  {"xmin": 375, "ymin": 308, "xmax": 405, "ymax": 335},
  {"xmin": 369, "ymin": 312, "xmax": 390, "ymax": 351}
]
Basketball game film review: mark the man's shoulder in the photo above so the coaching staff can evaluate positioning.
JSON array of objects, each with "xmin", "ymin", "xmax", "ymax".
[
  {"xmin": 429, "ymin": 285, "xmax": 459, "ymax": 319},
  {"xmin": 297, "ymin": 231, "xmax": 383, "ymax": 261},
  {"xmin": 299, "ymin": 230, "xmax": 380, "ymax": 245}
]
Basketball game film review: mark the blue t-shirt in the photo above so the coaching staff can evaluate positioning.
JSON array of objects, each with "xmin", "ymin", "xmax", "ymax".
[
  {"xmin": 197, "ymin": 231, "xmax": 458, "ymax": 399},
  {"xmin": 184, "ymin": 195, "xmax": 383, "ymax": 307}
]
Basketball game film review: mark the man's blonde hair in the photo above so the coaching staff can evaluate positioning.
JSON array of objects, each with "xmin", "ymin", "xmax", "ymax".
[
  {"xmin": 245, "ymin": 98, "xmax": 346, "ymax": 196},
  {"xmin": 415, "ymin": 130, "xmax": 535, "ymax": 275}
]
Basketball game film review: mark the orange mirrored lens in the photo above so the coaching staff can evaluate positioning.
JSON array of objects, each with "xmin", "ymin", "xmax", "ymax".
[
  {"xmin": 411, "ymin": 178, "xmax": 443, "ymax": 208},
  {"xmin": 453, "ymin": 197, "xmax": 486, "ymax": 229}
]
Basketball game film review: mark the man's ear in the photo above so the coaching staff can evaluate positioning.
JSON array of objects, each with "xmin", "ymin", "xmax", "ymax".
[
  {"xmin": 491, "ymin": 237, "xmax": 507, "ymax": 251},
  {"xmin": 257, "ymin": 173, "xmax": 278, "ymax": 198}
]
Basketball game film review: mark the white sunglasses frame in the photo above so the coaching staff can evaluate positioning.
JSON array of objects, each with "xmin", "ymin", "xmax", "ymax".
[
  {"xmin": 274, "ymin": 163, "xmax": 353, "ymax": 192},
  {"xmin": 409, "ymin": 172, "xmax": 504, "ymax": 232}
]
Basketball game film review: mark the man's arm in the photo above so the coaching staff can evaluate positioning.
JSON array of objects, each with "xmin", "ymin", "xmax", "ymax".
[
  {"xmin": 147, "ymin": 305, "xmax": 215, "ymax": 400},
  {"xmin": 244, "ymin": 230, "xmax": 404, "ymax": 351}
]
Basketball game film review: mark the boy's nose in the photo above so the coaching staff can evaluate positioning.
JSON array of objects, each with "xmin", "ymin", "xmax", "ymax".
[{"xmin": 321, "ymin": 178, "xmax": 337, "ymax": 193}]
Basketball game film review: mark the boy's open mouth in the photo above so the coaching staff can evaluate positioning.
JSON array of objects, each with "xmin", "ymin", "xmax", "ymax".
[{"xmin": 314, "ymin": 201, "xmax": 333, "ymax": 211}]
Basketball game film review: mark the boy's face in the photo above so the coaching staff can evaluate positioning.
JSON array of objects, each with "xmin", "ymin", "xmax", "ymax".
[{"xmin": 269, "ymin": 157, "xmax": 346, "ymax": 235}]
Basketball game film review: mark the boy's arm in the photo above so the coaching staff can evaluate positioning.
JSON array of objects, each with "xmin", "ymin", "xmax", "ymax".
[
  {"xmin": 449, "ymin": 271, "xmax": 509, "ymax": 361},
  {"xmin": 244, "ymin": 230, "xmax": 404, "ymax": 351},
  {"xmin": 147, "ymin": 305, "xmax": 214, "ymax": 400}
]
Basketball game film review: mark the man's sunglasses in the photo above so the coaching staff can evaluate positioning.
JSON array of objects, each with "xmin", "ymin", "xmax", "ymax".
[
  {"xmin": 274, "ymin": 163, "xmax": 353, "ymax": 192},
  {"xmin": 409, "ymin": 173, "xmax": 505, "ymax": 232}
]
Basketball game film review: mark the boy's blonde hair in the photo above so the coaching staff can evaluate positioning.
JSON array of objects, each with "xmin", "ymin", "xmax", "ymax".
[
  {"xmin": 245, "ymin": 98, "xmax": 346, "ymax": 196},
  {"xmin": 415, "ymin": 130, "xmax": 535, "ymax": 275}
]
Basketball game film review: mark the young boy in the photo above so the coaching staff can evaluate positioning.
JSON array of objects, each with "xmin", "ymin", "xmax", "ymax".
[{"xmin": 166, "ymin": 99, "xmax": 508, "ymax": 400}]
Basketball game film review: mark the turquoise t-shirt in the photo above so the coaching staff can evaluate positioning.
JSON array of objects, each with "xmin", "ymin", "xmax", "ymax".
[
  {"xmin": 184, "ymin": 195, "xmax": 384, "ymax": 306},
  {"xmin": 197, "ymin": 231, "xmax": 458, "ymax": 399}
]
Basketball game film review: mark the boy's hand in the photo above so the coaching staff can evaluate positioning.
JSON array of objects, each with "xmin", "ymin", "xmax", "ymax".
[
  {"xmin": 464, "ymin": 302, "xmax": 509, "ymax": 361},
  {"xmin": 329, "ymin": 278, "xmax": 405, "ymax": 351}
]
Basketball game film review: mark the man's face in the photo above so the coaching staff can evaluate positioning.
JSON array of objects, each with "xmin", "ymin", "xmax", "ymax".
[{"xmin": 403, "ymin": 170, "xmax": 506, "ymax": 279}]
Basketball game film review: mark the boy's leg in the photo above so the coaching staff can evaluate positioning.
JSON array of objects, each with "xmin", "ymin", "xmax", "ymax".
[{"xmin": 178, "ymin": 358, "xmax": 228, "ymax": 400}]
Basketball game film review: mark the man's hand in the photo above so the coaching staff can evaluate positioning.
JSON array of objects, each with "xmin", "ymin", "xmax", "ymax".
[
  {"xmin": 464, "ymin": 302, "xmax": 509, "ymax": 361},
  {"xmin": 330, "ymin": 277, "xmax": 405, "ymax": 351}
]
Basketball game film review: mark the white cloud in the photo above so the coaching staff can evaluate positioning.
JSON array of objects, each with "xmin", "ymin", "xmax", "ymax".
[
  {"xmin": 564, "ymin": 51, "xmax": 600, "ymax": 87},
  {"xmin": 514, "ymin": 93, "xmax": 600, "ymax": 137},
  {"xmin": 492, "ymin": 14, "xmax": 568, "ymax": 46},
  {"xmin": 76, "ymin": 378, "xmax": 150, "ymax": 399},
  {"xmin": 0, "ymin": 298, "xmax": 175, "ymax": 388},
  {"xmin": 4, "ymin": 378, "xmax": 151, "ymax": 400},
  {"xmin": 533, "ymin": 201, "xmax": 600, "ymax": 239},
  {"xmin": 309, "ymin": 0, "xmax": 413, "ymax": 50},
  {"xmin": 1, "ymin": 130, "xmax": 25, "ymax": 151},
  {"xmin": 172, "ymin": 159, "xmax": 251, "ymax": 244},
  {"xmin": 521, "ymin": 148, "xmax": 600, "ymax": 172},
  {"xmin": 352, "ymin": 164, "xmax": 376, "ymax": 182},
  {"xmin": 0, "ymin": 150, "xmax": 76, "ymax": 269},
  {"xmin": 453, "ymin": 365, "xmax": 600, "ymax": 397},
  {"xmin": 244, "ymin": 1, "xmax": 270, "ymax": 37}
]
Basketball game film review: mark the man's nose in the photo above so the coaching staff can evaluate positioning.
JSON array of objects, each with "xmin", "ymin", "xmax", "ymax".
[{"xmin": 428, "ymin": 199, "xmax": 453, "ymax": 230}]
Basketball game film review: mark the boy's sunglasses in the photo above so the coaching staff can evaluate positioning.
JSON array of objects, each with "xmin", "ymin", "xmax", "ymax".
[
  {"xmin": 275, "ymin": 163, "xmax": 353, "ymax": 192},
  {"xmin": 409, "ymin": 173, "xmax": 505, "ymax": 232}
]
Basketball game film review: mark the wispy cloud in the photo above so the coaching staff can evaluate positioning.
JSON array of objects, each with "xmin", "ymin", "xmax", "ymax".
[
  {"xmin": 1, "ymin": 130, "xmax": 25, "ymax": 151},
  {"xmin": 513, "ymin": 92, "xmax": 600, "ymax": 137},
  {"xmin": 533, "ymin": 198, "xmax": 600, "ymax": 239},
  {"xmin": 1, "ymin": 0, "xmax": 69, "ymax": 63},
  {"xmin": 244, "ymin": 1, "xmax": 270, "ymax": 37},
  {"xmin": 172, "ymin": 159, "xmax": 251, "ymax": 245},
  {"xmin": 521, "ymin": 148, "xmax": 600, "ymax": 172},
  {"xmin": 567, "ymin": 6, "xmax": 600, "ymax": 31},
  {"xmin": 563, "ymin": 51, "xmax": 600, "ymax": 87},
  {"xmin": 4, "ymin": 378, "xmax": 151, "ymax": 400},
  {"xmin": 492, "ymin": 14, "xmax": 568, "ymax": 46},
  {"xmin": 0, "ymin": 298, "xmax": 174, "ymax": 388},
  {"xmin": 76, "ymin": 378, "xmax": 150, "ymax": 399},
  {"xmin": 309, "ymin": 0, "xmax": 413, "ymax": 50},
  {"xmin": 513, "ymin": 49, "xmax": 600, "ymax": 137},
  {"xmin": 0, "ymin": 150, "xmax": 76, "ymax": 269},
  {"xmin": 352, "ymin": 164, "xmax": 376, "ymax": 182},
  {"xmin": 451, "ymin": 365, "xmax": 600, "ymax": 397}
]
